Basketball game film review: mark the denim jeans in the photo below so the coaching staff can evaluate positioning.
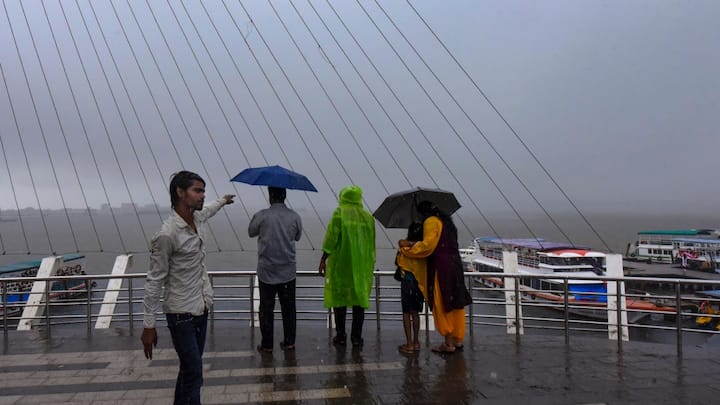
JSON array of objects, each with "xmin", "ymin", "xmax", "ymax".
[
  {"xmin": 259, "ymin": 279, "xmax": 296, "ymax": 349},
  {"xmin": 166, "ymin": 311, "xmax": 208, "ymax": 405}
]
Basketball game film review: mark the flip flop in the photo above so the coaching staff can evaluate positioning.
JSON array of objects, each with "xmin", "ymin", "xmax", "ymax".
[
  {"xmin": 398, "ymin": 344, "xmax": 415, "ymax": 354},
  {"xmin": 431, "ymin": 343, "xmax": 456, "ymax": 354}
]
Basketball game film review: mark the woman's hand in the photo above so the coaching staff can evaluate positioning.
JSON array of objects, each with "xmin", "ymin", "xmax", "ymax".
[{"xmin": 398, "ymin": 239, "xmax": 415, "ymax": 248}]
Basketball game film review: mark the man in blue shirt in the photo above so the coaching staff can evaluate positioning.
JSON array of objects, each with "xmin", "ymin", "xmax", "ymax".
[{"xmin": 249, "ymin": 187, "xmax": 302, "ymax": 352}]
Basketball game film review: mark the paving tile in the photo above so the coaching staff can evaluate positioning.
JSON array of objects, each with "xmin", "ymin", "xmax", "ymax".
[{"xmin": 2, "ymin": 325, "xmax": 720, "ymax": 404}]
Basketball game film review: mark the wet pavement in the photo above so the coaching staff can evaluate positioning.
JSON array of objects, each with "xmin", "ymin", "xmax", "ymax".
[{"xmin": 1, "ymin": 322, "xmax": 719, "ymax": 404}]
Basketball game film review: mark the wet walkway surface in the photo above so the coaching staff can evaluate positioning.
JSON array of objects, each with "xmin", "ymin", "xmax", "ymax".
[{"xmin": 1, "ymin": 323, "xmax": 719, "ymax": 404}]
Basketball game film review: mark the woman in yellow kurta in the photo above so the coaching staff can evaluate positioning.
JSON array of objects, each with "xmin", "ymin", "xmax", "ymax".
[{"xmin": 398, "ymin": 201, "xmax": 471, "ymax": 353}]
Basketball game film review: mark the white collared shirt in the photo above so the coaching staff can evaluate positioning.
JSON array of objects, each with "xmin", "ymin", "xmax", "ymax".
[{"xmin": 143, "ymin": 198, "xmax": 226, "ymax": 328}]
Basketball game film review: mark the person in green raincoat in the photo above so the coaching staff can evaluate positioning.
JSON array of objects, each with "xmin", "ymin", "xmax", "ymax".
[{"xmin": 318, "ymin": 185, "xmax": 376, "ymax": 347}]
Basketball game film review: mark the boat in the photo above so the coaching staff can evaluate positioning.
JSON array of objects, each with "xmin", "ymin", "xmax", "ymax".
[
  {"xmin": 625, "ymin": 229, "xmax": 720, "ymax": 264},
  {"xmin": 464, "ymin": 237, "xmax": 677, "ymax": 321},
  {"xmin": 0, "ymin": 253, "xmax": 89, "ymax": 317},
  {"xmin": 673, "ymin": 238, "xmax": 720, "ymax": 273}
]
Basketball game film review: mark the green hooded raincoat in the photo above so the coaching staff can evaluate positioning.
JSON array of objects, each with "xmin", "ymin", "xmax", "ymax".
[{"xmin": 322, "ymin": 186, "xmax": 376, "ymax": 308}]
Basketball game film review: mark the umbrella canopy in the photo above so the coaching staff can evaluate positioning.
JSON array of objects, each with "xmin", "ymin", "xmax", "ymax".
[
  {"xmin": 373, "ymin": 187, "xmax": 460, "ymax": 228},
  {"xmin": 230, "ymin": 165, "xmax": 318, "ymax": 192}
]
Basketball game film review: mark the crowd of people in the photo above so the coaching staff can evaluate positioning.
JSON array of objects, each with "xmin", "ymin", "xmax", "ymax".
[{"xmin": 141, "ymin": 170, "xmax": 471, "ymax": 404}]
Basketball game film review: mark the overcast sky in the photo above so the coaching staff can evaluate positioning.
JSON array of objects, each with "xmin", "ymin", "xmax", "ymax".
[{"xmin": 1, "ymin": 0, "xmax": 719, "ymax": 254}]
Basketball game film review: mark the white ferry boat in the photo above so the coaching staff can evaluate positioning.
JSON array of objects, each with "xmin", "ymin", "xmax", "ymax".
[
  {"xmin": 465, "ymin": 237, "xmax": 676, "ymax": 320},
  {"xmin": 625, "ymin": 229, "xmax": 720, "ymax": 264}
]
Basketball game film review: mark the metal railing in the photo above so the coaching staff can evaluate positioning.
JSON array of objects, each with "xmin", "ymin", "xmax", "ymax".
[{"xmin": 3, "ymin": 270, "xmax": 720, "ymax": 354}]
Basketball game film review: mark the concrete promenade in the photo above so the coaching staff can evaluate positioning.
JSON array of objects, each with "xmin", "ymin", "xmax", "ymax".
[{"xmin": 1, "ymin": 323, "xmax": 719, "ymax": 404}]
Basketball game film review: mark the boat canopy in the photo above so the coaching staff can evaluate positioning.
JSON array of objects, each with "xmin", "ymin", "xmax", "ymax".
[
  {"xmin": 638, "ymin": 229, "xmax": 717, "ymax": 236},
  {"xmin": 477, "ymin": 237, "xmax": 586, "ymax": 251},
  {"xmin": 0, "ymin": 253, "xmax": 85, "ymax": 276},
  {"xmin": 541, "ymin": 249, "xmax": 605, "ymax": 258}
]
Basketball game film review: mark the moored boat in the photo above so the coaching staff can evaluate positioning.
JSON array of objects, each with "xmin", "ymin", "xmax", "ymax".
[
  {"xmin": 0, "ymin": 253, "xmax": 89, "ymax": 317},
  {"xmin": 625, "ymin": 229, "xmax": 720, "ymax": 264},
  {"xmin": 465, "ymin": 237, "xmax": 677, "ymax": 321}
]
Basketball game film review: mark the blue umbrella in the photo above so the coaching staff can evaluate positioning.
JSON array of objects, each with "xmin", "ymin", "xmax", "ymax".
[{"xmin": 230, "ymin": 165, "xmax": 318, "ymax": 192}]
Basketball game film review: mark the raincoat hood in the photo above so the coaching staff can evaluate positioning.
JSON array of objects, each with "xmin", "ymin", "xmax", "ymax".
[{"xmin": 339, "ymin": 185, "xmax": 363, "ymax": 206}]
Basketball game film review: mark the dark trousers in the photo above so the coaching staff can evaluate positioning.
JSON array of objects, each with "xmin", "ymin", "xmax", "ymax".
[
  {"xmin": 259, "ymin": 279, "xmax": 296, "ymax": 349},
  {"xmin": 333, "ymin": 306, "xmax": 365, "ymax": 341},
  {"xmin": 166, "ymin": 311, "xmax": 208, "ymax": 405}
]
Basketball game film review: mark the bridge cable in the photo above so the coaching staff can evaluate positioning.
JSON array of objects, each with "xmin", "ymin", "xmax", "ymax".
[
  {"xmin": 293, "ymin": 1, "xmax": 479, "ymax": 240},
  {"xmin": 235, "ymin": 1, "xmax": 395, "ymax": 246},
  {"xmin": 353, "ymin": 1, "xmax": 541, "ymax": 242},
  {"xmin": 181, "ymin": 0, "xmax": 325, "ymax": 249},
  {"xmin": 406, "ymin": 1, "xmax": 612, "ymax": 252},
  {"xmin": 0, "ymin": 103, "xmax": 30, "ymax": 254},
  {"xmin": 321, "ymin": 0, "xmax": 502, "ymax": 239},
  {"xmin": 4, "ymin": 1, "xmax": 72, "ymax": 255},
  {"xmin": 129, "ymin": 0, "xmax": 249, "ymax": 252},
  {"xmin": 70, "ymin": 0, "xmax": 186, "ymax": 181},
  {"xmin": 219, "ymin": 0, "xmax": 340, "ymax": 214},
  {"xmin": 267, "ymin": 0, "xmax": 411, "ymax": 247},
  {"xmin": 374, "ymin": 0, "xmax": 574, "ymax": 247},
  {"xmin": 219, "ymin": 1, "xmax": 391, "ymax": 245},
  {"xmin": 57, "ymin": 0, "xmax": 168, "ymax": 243},
  {"xmin": 48, "ymin": 0, "xmax": 161, "ymax": 253},
  {"xmin": 160, "ymin": 0, "xmax": 256, "ymax": 223},
  {"xmin": 121, "ymin": 0, "xmax": 241, "ymax": 251},
  {"xmin": 197, "ymin": 0, "xmax": 329, "ymax": 236},
  {"xmin": 268, "ymin": 1, "xmax": 398, "ymax": 194},
  {"xmin": 15, "ymin": 0, "xmax": 91, "ymax": 253},
  {"xmin": 101, "ymin": 0, "xmax": 224, "ymax": 251},
  {"xmin": 300, "ymin": 0, "xmax": 477, "ymax": 239}
]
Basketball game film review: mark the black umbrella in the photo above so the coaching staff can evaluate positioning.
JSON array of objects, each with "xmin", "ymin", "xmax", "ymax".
[{"xmin": 373, "ymin": 187, "xmax": 460, "ymax": 228}]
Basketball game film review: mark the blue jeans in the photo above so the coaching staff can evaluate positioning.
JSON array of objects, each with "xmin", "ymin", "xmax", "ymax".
[{"xmin": 166, "ymin": 311, "xmax": 208, "ymax": 405}]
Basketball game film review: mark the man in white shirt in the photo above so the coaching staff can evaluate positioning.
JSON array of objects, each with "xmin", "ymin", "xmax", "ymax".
[
  {"xmin": 142, "ymin": 171, "xmax": 234, "ymax": 404},
  {"xmin": 248, "ymin": 187, "xmax": 302, "ymax": 353}
]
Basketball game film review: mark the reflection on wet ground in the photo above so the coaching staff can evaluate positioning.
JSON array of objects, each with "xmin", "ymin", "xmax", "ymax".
[{"xmin": 1, "ymin": 321, "xmax": 718, "ymax": 404}]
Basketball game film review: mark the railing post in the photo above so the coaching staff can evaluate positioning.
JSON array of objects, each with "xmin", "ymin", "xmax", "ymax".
[
  {"xmin": 606, "ymin": 254, "xmax": 628, "ymax": 344},
  {"xmin": 424, "ymin": 301, "xmax": 429, "ymax": 336},
  {"xmin": 616, "ymin": 282, "xmax": 622, "ymax": 352},
  {"xmin": 209, "ymin": 274, "xmax": 214, "ymax": 332},
  {"xmin": 514, "ymin": 277, "xmax": 521, "ymax": 340},
  {"xmin": 563, "ymin": 278, "xmax": 569, "ymax": 345},
  {"xmin": 467, "ymin": 274, "xmax": 473, "ymax": 337},
  {"xmin": 2, "ymin": 281, "xmax": 7, "ymax": 342},
  {"xmin": 86, "ymin": 278, "xmax": 93, "ymax": 337},
  {"xmin": 128, "ymin": 277, "xmax": 133, "ymax": 336},
  {"xmin": 250, "ymin": 275, "xmax": 257, "ymax": 328},
  {"xmin": 676, "ymin": 281, "xmax": 682, "ymax": 355},
  {"xmin": 502, "ymin": 251, "xmax": 523, "ymax": 336},
  {"xmin": 45, "ymin": 280, "xmax": 51, "ymax": 339},
  {"xmin": 375, "ymin": 273, "xmax": 380, "ymax": 330}
]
